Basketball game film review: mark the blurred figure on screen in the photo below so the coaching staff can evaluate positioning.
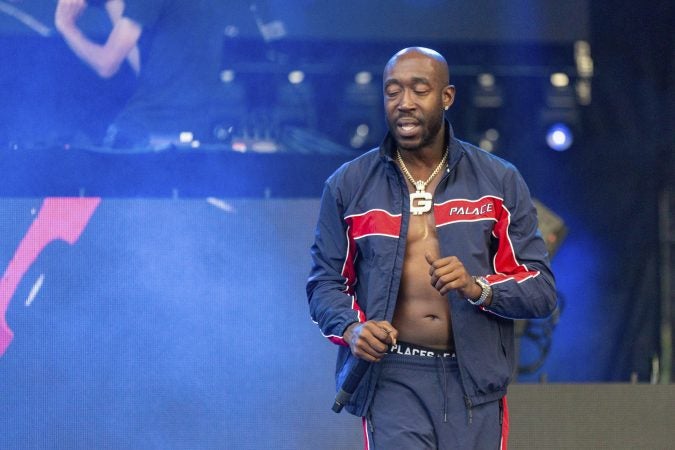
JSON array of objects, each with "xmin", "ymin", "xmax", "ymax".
[{"xmin": 54, "ymin": 0, "xmax": 224, "ymax": 150}]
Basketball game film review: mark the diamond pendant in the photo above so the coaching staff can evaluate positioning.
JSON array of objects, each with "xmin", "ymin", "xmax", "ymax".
[{"xmin": 410, "ymin": 190, "xmax": 433, "ymax": 215}]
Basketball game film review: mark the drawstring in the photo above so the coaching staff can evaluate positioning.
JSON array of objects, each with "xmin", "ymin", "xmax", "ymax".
[
  {"xmin": 437, "ymin": 354, "xmax": 473, "ymax": 424},
  {"xmin": 437, "ymin": 356, "xmax": 449, "ymax": 423},
  {"xmin": 465, "ymin": 396, "xmax": 473, "ymax": 424}
]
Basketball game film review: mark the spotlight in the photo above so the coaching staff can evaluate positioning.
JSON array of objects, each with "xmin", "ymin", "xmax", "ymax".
[
  {"xmin": 211, "ymin": 70, "xmax": 247, "ymax": 145},
  {"xmin": 468, "ymin": 73, "xmax": 504, "ymax": 152},
  {"xmin": 275, "ymin": 72, "xmax": 317, "ymax": 130},
  {"xmin": 574, "ymin": 41, "xmax": 594, "ymax": 106},
  {"xmin": 354, "ymin": 71, "xmax": 372, "ymax": 85},
  {"xmin": 472, "ymin": 73, "xmax": 503, "ymax": 108},
  {"xmin": 550, "ymin": 72, "xmax": 570, "ymax": 88},
  {"xmin": 220, "ymin": 70, "xmax": 236, "ymax": 83},
  {"xmin": 337, "ymin": 71, "xmax": 383, "ymax": 150},
  {"xmin": 349, "ymin": 123, "xmax": 370, "ymax": 148},
  {"xmin": 478, "ymin": 128, "xmax": 500, "ymax": 153},
  {"xmin": 540, "ymin": 73, "xmax": 580, "ymax": 151},
  {"xmin": 179, "ymin": 131, "xmax": 194, "ymax": 144},
  {"xmin": 288, "ymin": 70, "xmax": 305, "ymax": 84},
  {"xmin": 545, "ymin": 123, "xmax": 573, "ymax": 151}
]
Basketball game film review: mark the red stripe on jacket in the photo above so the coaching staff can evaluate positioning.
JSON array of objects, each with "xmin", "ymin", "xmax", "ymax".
[
  {"xmin": 330, "ymin": 210, "xmax": 401, "ymax": 346},
  {"xmin": 346, "ymin": 209, "xmax": 401, "ymax": 239},
  {"xmin": 488, "ymin": 202, "xmax": 539, "ymax": 284}
]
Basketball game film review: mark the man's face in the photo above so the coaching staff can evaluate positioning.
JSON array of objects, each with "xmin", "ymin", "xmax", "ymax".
[{"xmin": 383, "ymin": 53, "xmax": 453, "ymax": 151}]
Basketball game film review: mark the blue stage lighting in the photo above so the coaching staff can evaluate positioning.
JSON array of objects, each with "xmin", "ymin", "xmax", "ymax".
[{"xmin": 545, "ymin": 123, "xmax": 573, "ymax": 151}]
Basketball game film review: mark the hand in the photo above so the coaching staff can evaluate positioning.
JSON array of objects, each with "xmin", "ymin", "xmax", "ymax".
[
  {"xmin": 343, "ymin": 320, "xmax": 398, "ymax": 363},
  {"xmin": 55, "ymin": 0, "xmax": 87, "ymax": 32},
  {"xmin": 425, "ymin": 252, "xmax": 481, "ymax": 299}
]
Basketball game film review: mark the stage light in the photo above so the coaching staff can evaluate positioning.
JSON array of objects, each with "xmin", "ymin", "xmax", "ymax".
[
  {"xmin": 478, "ymin": 73, "xmax": 494, "ymax": 87},
  {"xmin": 220, "ymin": 70, "xmax": 236, "ymax": 83},
  {"xmin": 288, "ymin": 70, "xmax": 305, "ymax": 84},
  {"xmin": 275, "ymin": 73, "xmax": 317, "ymax": 130},
  {"xmin": 349, "ymin": 123, "xmax": 370, "ymax": 148},
  {"xmin": 550, "ymin": 72, "xmax": 569, "ymax": 88},
  {"xmin": 575, "ymin": 79, "xmax": 592, "ymax": 106},
  {"xmin": 574, "ymin": 41, "xmax": 594, "ymax": 78},
  {"xmin": 211, "ymin": 71, "xmax": 247, "ymax": 145},
  {"xmin": 467, "ymin": 73, "xmax": 504, "ymax": 152},
  {"xmin": 355, "ymin": 71, "xmax": 372, "ymax": 85},
  {"xmin": 574, "ymin": 41, "xmax": 594, "ymax": 106},
  {"xmin": 540, "ymin": 73, "xmax": 580, "ymax": 151},
  {"xmin": 478, "ymin": 128, "xmax": 500, "ymax": 153},
  {"xmin": 545, "ymin": 123, "xmax": 573, "ymax": 151},
  {"xmin": 179, "ymin": 131, "xmax": 194, "ymax": 144},
  {"xmin": 473, "ymin": 73, "xmax": 503, "ymax": 108},
  {"xmin": 337, "ymin": 72, "xmax": 383, "ymax": 150}
]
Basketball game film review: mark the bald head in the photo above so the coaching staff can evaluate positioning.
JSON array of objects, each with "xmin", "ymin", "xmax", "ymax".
[
  {"xmin": 381, "ymin": 47, "xmax": 455, "ymax": 151},
  {"xmin": 384, "ymin": 47, "xmax": 450, "ymax": 86}
]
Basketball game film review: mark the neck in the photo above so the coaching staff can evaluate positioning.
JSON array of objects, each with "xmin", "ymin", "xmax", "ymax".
[
  {"xmin": 396, "ymin": 146, "xmax": 448, "ymax": 188},
  {"xmin": 397, "ymin": 145, "xmax": 446, "ymax": 168}
]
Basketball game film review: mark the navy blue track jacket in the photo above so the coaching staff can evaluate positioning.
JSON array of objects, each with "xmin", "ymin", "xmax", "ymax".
[{"xmin": 307, "ymin": 123, "xmax": 557, "ymax": 416}]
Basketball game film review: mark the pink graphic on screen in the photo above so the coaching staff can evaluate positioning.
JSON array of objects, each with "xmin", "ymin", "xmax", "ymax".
[{"xmin": 0, "ymin": 197, "xmax": 100, "ymax": 357}]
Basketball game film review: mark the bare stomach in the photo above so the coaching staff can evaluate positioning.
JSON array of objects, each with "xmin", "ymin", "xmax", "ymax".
[{"xmin": 392, "ymin": 252, "xmax": 454, "ymax": 350}]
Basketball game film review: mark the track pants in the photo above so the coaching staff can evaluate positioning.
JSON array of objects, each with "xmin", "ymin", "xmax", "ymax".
[{"xmin": 363, "ymin": 344, "xmax": 507, "ymax": 450}]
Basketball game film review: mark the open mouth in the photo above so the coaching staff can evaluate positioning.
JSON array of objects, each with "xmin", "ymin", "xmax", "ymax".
[{"xmin": 397, "ymin": 121, "xmax": 421, "ymax": 137}]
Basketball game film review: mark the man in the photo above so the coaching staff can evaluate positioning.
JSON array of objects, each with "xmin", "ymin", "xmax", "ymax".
[
  {"xmin": 54, "ymin": 0, "xmax": 224, "ymax": 149},
  {"xmin": 307, "ymin": 47, "xmax": 556, "ymax": 449}
]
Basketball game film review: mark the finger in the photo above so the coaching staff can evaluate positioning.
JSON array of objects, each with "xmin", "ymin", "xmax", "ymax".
[
  {"xmin": 435, "ymin": 267, "xmax": 473, "ymax": 295},
  {"xmin": 376, "ymin": 324, "xmax": 397, "ymax": 346},
  {"xmin": 373, "ymin": 320, "xmax": 396, "ymax": 345},
  {"xmin": 372, "ymin": 320, "xmax": 397, "ymax": 344},
  {"xmin": 352, "ymin": 323, "xmax": 386, "ymax": 353},
  {"xmin": 435, "ymin": 255, "xmax": 460, "ymax": 268},
  {"xmin": 353, "ymin": 337, "xmax": 387, "ymax": 362},
  {"xmin": 353, "ymin": 346, "xmax": 380, "ymax": 362},
  {"xmin": 428, "ymin": 254, "xmax": 459, "ymax": 277},
  {"xmin": 430, "ymin": 261, "xmax": 454, "ymax": 288},
  {"xmin": 365, "ymin": 321, "xmax": 395, "ymax": 354},
  {"xmin": 429, "ymin": 259, "xmax": 451, "ymax": 279},
  {"xmin": 425, "ymin": 252, "xmax": 435, "ymax": 266},
  {"xmin": 347, "ymin": 323, "xmax": 377, "ymax": 362},
  {"xmin": 434, "ymin": 272, "xmax": 456, "ymax": 294},
  {"xmin": 350, "ymin": 332, "xmax": 383, "ymax": 361},
  {"xmin": 375, "ymin": 325, "xmax": 391, "ymax": 343},
  {"xmin": 366, "ymin": 339, "xmax": 389, "ymax": 358},
  {"xmin": 387, "ymin": 328, "xmax": 398, "ymax": 346}
]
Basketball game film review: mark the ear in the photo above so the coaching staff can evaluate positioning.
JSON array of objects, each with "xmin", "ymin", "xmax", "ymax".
[{"xmin": 442, "ymin": 85, "xmax": 456, "ymax": 110}]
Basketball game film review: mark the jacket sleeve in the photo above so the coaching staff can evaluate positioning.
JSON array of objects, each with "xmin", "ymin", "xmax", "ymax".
[
  {"xmin": 306, "ymin": 182, "xmax": 365, "ymax": 345},
  {"xmin": 484, "ymin": 168, "xmax": 557, "ymax": 319}
]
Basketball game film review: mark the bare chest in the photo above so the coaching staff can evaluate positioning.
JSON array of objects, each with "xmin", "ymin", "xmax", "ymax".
[{"xmin": 403, "ymin": 176, "xmax": 443, "ymax": 244}]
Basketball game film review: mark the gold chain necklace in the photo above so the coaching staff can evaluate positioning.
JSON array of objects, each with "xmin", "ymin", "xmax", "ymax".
[{"xmin": 396, "ymin": 148, "xmax": 448, "ymax": 215}]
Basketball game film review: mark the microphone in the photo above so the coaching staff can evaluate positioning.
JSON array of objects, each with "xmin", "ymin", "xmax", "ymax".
[{"xmin": 332, "ymin": 358, "xmax": 370, "ymax": 413}]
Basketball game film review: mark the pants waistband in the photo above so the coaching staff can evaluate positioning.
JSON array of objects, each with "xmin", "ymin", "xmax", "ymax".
[{"xmin": 388, "ymin": 341, "xmax": 456, "ymax": 358}]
